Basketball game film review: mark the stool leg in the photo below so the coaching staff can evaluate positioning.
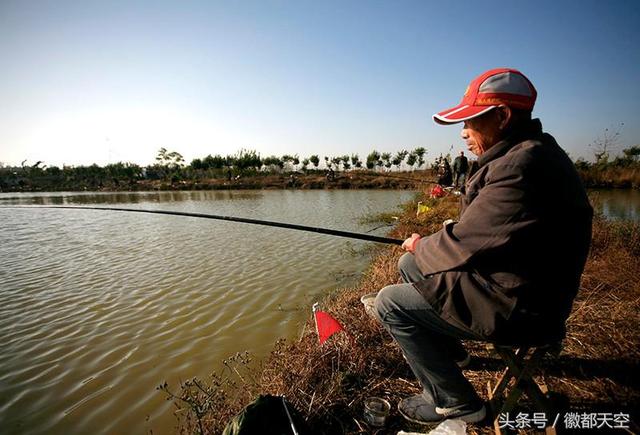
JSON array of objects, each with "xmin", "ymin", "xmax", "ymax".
[
  {"xmin": 491, "ymin": 346, "xmax": 531, "ymax": 398},
  {"xmin": 493, "ymin": 347, "xmax": 532, "ymax": 413},
  {"xmin": 539, "ymin": 384, "xmax": 557, "ymax": 435},
  {"xmin": 505, "ymin": 348, "xmax": 553, "ymax": 414},
  {"xmin": 489, "ymin": 347, "xmax": 528, "ymax": 435},
  {"xmin": 489, "ymin": 346, "xmax": 557, "ymax": 435}
]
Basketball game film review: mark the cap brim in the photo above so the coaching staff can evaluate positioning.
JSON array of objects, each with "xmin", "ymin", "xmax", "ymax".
[{"xmin": 433, "ymin": 104, "xmax": 496, "ymax": 125}]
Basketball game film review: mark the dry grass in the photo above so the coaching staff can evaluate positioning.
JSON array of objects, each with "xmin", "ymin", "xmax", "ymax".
[
  {"xmin": 578, "ymin": 166, "xmax": 640, "ymax": 189},
  {"xmin": 163, "ymin": 192, "xmax": 639, "ymax": 434}
]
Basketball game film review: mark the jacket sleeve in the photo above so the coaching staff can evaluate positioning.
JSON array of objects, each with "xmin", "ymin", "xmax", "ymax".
[{"xmin": 414, "ymin": 162, "xmax": 537, "ymax": 275}]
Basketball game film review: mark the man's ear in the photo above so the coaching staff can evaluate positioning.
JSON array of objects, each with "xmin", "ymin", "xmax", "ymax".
[{"xmin": 497, "ymin": 105, "xmax": 512, "ymax": 130}]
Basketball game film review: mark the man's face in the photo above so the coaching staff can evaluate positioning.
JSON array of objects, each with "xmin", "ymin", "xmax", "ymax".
[{"xmin": 461, "ymin": 109, "xmax": 503, "ymax": 156}]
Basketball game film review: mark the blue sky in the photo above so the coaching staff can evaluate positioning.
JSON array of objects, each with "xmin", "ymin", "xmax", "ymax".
[{"xmin": 1, "ymin": 0, "xmax": 638, "ymax": 167}]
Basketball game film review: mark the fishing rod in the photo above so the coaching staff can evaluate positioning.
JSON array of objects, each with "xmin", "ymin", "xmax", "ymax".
[{"xmin": 7, "ymin": 206, "xmax": 404, "ymax": 246}]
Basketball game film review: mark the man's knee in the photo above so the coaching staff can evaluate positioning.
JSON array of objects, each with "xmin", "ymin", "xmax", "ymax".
[
  {"xmin": 398, "ymin": 252, "xmax": 414, "ymax": 274},
  {"xmin": 374, "ymin": 286, "xmax": 392, "ymax": 323},
  {"xmin": 374, "ymin": 283, "xmax": 418, "ymax": 324},
  {"xmin": 398, "ymin": 252, "xmax": 423, "ymax": 283}
]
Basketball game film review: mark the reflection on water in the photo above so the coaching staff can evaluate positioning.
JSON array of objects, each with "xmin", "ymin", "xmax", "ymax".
[
  {"xmin": 0, "ymin": 189, "xmax": 415, "ymax": 435},
  {"xmin": 590, "ymin": 189, "xmax": 640, "ymax": 222},
  {"xmin": 0, "ymin": 190, "xmax": 264, "ymax": 205}
]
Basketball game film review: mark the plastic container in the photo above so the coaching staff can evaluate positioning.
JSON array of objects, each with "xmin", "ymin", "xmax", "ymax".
[
  {"xmin": 363, "ymin": 397, "xmax": 390, "ymax": 427},
  {"xmin": 360, "ymin": 292, "xmax": 378, "ymax": 318},
  {"xmin": 427, "ymin": 419, "xmax": 467, "ymax": 434},
  {"xmin": 398, "ymin": 419, "xmax": 467, "ymax": 435}
]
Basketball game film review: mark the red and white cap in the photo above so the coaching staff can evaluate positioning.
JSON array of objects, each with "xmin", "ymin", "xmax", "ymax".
[{"xmin": 433, "ymin": 68, "xmax": 537, "ymax": 125}]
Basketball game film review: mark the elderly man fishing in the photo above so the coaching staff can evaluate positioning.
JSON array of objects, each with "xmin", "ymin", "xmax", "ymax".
[{"xmin": 374, "ymin": 68, "xmax": 592, "ymax": 424}]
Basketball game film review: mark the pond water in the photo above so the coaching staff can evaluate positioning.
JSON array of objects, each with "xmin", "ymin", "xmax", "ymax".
[
  {"xmin": 589, "ymin": 188, "xmax": 640, "ymax": 222},
  {"xmin": 0, "ymin": 189, "xmax": 415, "ymax": 435}
]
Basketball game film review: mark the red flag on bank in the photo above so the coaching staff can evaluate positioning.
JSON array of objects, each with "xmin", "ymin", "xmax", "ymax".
[
  {"xmin": 313, "ymin": 303, "xmax": 344, "ymax": 345},
  {"xmin": 430, "ymin": 184, "xmax": 446, "ymax": 198}
]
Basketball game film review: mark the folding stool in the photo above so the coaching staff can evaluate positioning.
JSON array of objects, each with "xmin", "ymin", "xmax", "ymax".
[{"xmin": 486, "ymin": 342, "xmax": 562, "ymax": 435}]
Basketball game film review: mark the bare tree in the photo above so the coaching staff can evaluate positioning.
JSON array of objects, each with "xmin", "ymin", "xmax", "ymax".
[{"xmin": 589, "ymin": 123, "xmax": 623, "ymax": 164}]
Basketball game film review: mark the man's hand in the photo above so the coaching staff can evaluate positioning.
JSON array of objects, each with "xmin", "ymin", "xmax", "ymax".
[{"xmin": 402, "ymin": 233, "xmax": 421, "ymax": 253}]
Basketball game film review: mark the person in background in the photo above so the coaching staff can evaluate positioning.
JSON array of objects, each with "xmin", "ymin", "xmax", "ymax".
[
  {"xmin": 374, "ymin": 68, "xmax": 592, "ymax": 425},
  {"xmin": 452, "ymin": 151, "xmax": 469, "ymax": 190},
  {"xmin": 437, "ymin": 157, "xmax": 453, "ymax": 186}
]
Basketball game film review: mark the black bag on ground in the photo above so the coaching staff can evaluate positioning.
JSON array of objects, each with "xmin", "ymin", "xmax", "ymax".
[{"xmin": 222, "ymin": 394, "xmax": 312, "ymax": 435}]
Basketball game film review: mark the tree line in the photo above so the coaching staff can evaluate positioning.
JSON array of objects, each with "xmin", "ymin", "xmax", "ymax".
[
  {"xmin": 189, "ymin": 147, "xmax": 428, "ymax": 172},
  {"xmin": 3, "ymin": 138, "xmax": 638, "ymax": 191},
  {"xmin": 0, "ymin": 146, "xmax": 431, "ymax": 191}
]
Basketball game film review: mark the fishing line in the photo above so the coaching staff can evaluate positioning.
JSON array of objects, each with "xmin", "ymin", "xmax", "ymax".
[{"xmin": 5, "ymin": 206, "xmax": 404, "ymax": 245}]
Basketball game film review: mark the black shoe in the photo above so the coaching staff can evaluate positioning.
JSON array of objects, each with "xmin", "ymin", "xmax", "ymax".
[{"xmin": 398, "ymin": 394, "xmax": 486, "ymax": 425}]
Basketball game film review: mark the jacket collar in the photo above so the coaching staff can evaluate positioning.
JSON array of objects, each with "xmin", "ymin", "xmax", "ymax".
[{"xmin": 477, "ymin": 119, "xmax": 543, "ymax": 168}]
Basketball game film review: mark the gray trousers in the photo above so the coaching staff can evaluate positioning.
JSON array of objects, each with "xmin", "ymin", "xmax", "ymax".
[
  {"xmin": 374, "ymin": 253, "xmax": 481, "ymax": 407},
  {"xmin": 454, "ymin": 172, "xmax": 466, "ymax": 188}
]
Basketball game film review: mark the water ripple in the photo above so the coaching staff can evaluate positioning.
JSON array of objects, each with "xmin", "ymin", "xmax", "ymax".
[{"xmin": 0, "ymin": 189, "xmax": 415, "ymax": 434}]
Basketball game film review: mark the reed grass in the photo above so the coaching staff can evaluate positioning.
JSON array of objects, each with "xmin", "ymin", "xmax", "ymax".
[{"xmin": 577, "ymin": 166, "xmax": 640, "ymax": 189}]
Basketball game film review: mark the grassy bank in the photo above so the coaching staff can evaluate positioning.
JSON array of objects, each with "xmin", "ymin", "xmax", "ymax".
[
  {"xmin": 143, "ymin": 171, "xmax": 430, "ymax": 191},
  {"xmin": 4, "ymin": 164, "xmax": 640, "ymax": 192},
  {"xmin": 577, "ymin": 166, "xmax": 640, "ymax": 189},
  {"xmin": 0, "ymin": 168, "xmax": 434, "ymax": 192},
  {"xmin": 161, "ymin": 192, "xmax": 639, "ymax": 434}
]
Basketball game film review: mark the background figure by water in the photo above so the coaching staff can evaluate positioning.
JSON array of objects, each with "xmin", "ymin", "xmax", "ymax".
[
  {"xmin": 437, "ymin": 157, "xmax": 453, "ymax": 186},
  {"xmin": 452, "ymin": 151, "xmax": 468, "ymax": 190}
]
